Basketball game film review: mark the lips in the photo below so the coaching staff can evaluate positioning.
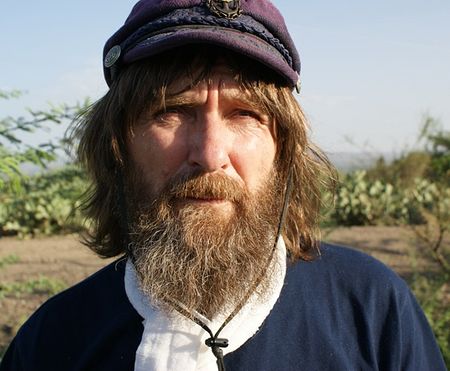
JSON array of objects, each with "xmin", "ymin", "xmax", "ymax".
[
  {"xmin": 172, "ymin": 195, "xmax": 232, "ymax": 210},
  {"xmin": 183, "ymin": 196, "xmax": 228, "ymax": 203}
]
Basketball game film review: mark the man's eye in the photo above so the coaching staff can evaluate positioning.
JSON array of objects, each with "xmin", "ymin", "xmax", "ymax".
[
  {"xmin": 152, "ymin": 108, "xmax": 184, "ymax": 123},
  {"xmin": 236, "ymin": 110, "xmax": 260, "ymax": 119},
  {"xmin": 233, "ymin": 110, "xmax": 270, "ymax": 127},
  {"xmin": 156, "ymin": 108, "xmax": 181, "ymax": 116},
  {"xmin": 229, "ymin": 109, "xmax": 272, "ymax": 133}
]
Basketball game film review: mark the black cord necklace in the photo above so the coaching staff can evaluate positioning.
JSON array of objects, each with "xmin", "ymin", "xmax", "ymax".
[{"xmin": 169, "ymin": 301, "xmax": 229, "ymax": 371}]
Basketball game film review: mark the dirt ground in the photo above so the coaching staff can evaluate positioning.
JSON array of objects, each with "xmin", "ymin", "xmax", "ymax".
[{"xmin": 0, "ymin": 226, "xmax": 447, "ymax": 355}]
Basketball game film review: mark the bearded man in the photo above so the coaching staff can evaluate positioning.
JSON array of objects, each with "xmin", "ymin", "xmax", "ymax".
[{"xmin": 0, "ymin": 1, "xmax": 446, "ymax": 370}]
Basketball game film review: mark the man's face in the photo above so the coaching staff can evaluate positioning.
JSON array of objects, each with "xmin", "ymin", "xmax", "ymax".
[
  {"xmin": 127, "ymin": 64, "xmax": 277, "ymax": 212},
  {"xmin": 125, "ymin": 64, "xmax": 282, "ymax": 317}
]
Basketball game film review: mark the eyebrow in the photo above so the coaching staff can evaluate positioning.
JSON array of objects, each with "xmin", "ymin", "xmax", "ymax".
[
  {"xmin": 163, "ymin": 93, "xmax": 200, "ymax": 108},
  {"xmin": 162, "ymin": 86, "xmax": 263, "ymax": 112}
]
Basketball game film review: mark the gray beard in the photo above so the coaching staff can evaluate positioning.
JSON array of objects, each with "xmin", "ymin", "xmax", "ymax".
[{"xmin": 127, "ymin": 170, "xmax": 283, "ymax": 319}]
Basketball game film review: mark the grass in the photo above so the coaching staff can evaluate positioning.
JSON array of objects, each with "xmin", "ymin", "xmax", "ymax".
[
  {"xmin": 0, "ymin": 276, "xmax": 67, "ymax": 299},
  {"xmin": 406, "ymin": 239, "xmax": 450, "ymax": 368},
  {"xmin": 410, "ymin": 272, "xmax": 450, "ymax": 366},
  {"xmin": 0, "ymin": 255, "xmax": 20, "ymax": 269}
]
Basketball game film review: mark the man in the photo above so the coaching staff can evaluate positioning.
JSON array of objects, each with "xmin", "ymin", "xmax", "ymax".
[{"xmin": 0, "ymin": 0, "xmax": 446, "ymax": 370}]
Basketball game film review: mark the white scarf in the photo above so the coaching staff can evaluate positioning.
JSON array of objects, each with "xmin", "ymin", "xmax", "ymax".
[{"xmin": 124, "ymin": 239, "xmax": 287, "ymax": 371}]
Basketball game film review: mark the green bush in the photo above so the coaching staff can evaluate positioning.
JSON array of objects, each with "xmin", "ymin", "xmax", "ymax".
[
  {"xmin": 420, "ymin": 116, "xmax": 450, "ymax": 184},
  {"xmin": 333, "ymin": 171, "xmax": 405, "ymax": 225},
  {"xmin": 428, "ymin": 153, "xmax": 450, "ymax": 185},
  {"xmin": 410, "ymin": 273, "xmax": 450, "ymax": 367},
  {"xmin": 0, "ymin": 166, "xmax": 88, "ymax": 237},
  {"xmin": 366, "ymin": 152, "xmax": 431, "ymax": 187},
  {"xmin": 330, "ymin": 171, "xmax": 449, "ymax": 227}
]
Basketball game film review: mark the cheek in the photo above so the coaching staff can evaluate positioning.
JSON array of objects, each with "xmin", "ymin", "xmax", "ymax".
[
  {"xmin": 232, "ymin": 133, "xmax": 277, "ymax": 191},
  {"xmin": 128, "ymin": 127, "xmax": 188, "ymax": 193}
]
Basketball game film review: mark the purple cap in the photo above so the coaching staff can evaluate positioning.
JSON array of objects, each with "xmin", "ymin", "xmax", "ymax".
[{"xmin": 103, "ymin": 0, "xmax": 301, "ymax": 89}]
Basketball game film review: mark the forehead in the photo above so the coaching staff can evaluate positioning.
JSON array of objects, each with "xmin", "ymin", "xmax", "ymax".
[
  {"xmin": 165, "ymin": 63, "xmax": 249, "ymax": 100},
  {"xmin": 118, "ymin": 47, "xmax": 287, "ymax": 125},
  {"xmin": 150, "ymin": 46, "xmax": 280, "ymax": 89},
  {"xmin": 120, "ymin": 46, "xmax": 286, "ymax": 97}
]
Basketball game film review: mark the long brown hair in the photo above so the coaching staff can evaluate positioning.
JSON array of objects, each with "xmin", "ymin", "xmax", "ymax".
[{"xmin": 70, "ymin": 46, "xmax": 337, "ymax": 260}]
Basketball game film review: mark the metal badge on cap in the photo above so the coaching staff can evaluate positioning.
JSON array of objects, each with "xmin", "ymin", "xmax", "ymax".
[
  {"xmin": 104, "ymin": 45, "xmax": 122, "ymax": 68},
  {"xmin": 206, "ymin": 0, "xmax": 242, "ymax": 19}
]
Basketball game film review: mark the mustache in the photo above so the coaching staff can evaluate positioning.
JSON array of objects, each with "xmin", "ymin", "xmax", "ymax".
[{"xmin": 161, "ymin": 170, "xmax": 247, "ymax": 203}]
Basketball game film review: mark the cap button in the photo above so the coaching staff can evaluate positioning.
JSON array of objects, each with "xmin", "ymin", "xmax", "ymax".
[
  {"xmin": 104, "ymin": 45, "xmax": 122, "ymax": 68},
  {"xmin": 206, "ymin": 0, "xmax": 242, "ymax": 19}
]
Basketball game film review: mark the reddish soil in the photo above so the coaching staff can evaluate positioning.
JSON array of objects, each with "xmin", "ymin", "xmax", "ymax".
[{"xmin": 0, "ymin": 226, "xmax": 448, "ymax": 356}]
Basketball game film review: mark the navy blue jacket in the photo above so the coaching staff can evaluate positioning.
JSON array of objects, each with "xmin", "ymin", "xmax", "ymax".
[{"xmin": 0, "ymin": 244, "xmax": 446, "ymax": 370}]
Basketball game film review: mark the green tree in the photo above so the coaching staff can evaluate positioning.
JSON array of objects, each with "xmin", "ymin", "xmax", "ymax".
[
  {"xmin": 419, "ymin": 116, "xmax": 450, "ymax": 184},
  {"xmin": 0, "ymin": 90, "xmax": 88, "ymax": 191}
]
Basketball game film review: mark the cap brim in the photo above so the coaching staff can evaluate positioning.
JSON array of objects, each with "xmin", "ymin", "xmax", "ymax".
[{"xmin": 121, "ymin": 27, "xmax": 298, "ymax": 87}]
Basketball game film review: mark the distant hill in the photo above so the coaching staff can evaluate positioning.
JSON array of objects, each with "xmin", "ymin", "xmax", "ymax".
[{"xmin": 327, "ymin": 152, "xmax": 395, "ymax": 172}]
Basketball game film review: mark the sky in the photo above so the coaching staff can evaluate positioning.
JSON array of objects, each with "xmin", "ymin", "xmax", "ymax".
[{"xmin": 1, "ymin": 0, "xmax": 449, "ymax": 155}]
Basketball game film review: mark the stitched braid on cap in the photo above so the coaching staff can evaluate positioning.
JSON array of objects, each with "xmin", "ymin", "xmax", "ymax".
[
  {"xmin": 166, "ymin": 164, "xmax": 294, "ymax": 371},
  {"xmin": 120, "ymin": 6, "xmax": 293, "ymax": 68}
]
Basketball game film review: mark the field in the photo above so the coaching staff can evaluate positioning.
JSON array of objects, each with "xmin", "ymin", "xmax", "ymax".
[{"xmin": 1, "ymin": 225, "xmax": 448, "ymax": 357}]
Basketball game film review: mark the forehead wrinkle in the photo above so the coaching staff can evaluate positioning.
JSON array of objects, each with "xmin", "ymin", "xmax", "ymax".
[
  {"xmin": 164, "ymin": 82, "xmax": 209, "ymax": 106},
  {"xmin": 212, "ymin": 77, "xmax": 265, "ymax": 111},
  {"xmin": 219, "ymin": 84, "xmax": 268, "ymax": 115},
  {"xmin": 161, "ymin": 72, "xmax": 266, "ymax": 114}
]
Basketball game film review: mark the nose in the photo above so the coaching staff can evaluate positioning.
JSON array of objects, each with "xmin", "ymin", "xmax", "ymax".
[{"xmin": 187, "ymin": 114, "xmax": 231, "ymax": 173}]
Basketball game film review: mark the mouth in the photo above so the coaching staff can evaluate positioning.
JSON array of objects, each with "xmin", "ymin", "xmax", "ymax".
[
  {"xmin": 172, "ymin": 196, "xmax": 233, "ymax": 211},
  {"xmin": 183, "ymin": 197, "xmax": 228, "ymax": 205}
]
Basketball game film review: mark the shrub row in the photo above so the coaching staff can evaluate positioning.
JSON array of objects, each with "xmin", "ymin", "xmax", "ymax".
[
  {"xmin": 0, "ymin": 166, "xmax": 87, "ymax": 237},
  {"xmin": 330, "ymin": 170, "xmax": 450, "ymax": 227},
  {"xmin": 1, "ymin": 167, "xmax": 449, "ymax": 236}
]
